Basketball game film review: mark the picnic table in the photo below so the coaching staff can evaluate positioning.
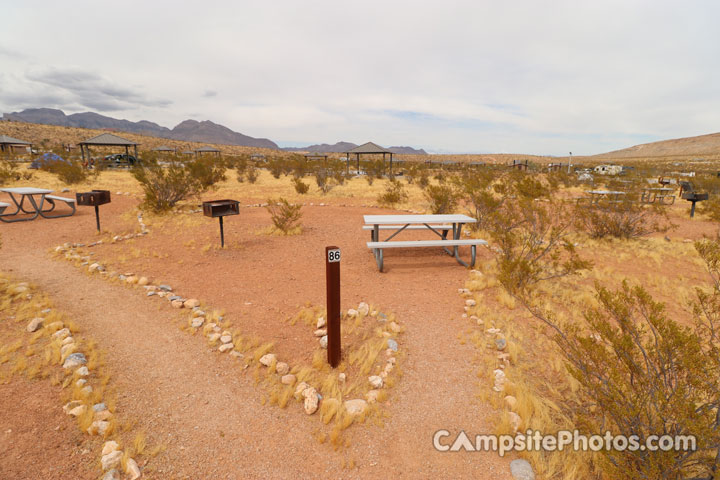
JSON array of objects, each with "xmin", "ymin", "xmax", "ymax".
[
  {"xmin": 640, "ymin": 187, "xmax": 675, "ymax": 205},
  {"xmin": 0, "ymin": 187, "xmax": 76, "ymax": 223},
  {"xmin": 363, "ymin": 214, "xmax": 487, "ymax": 272}
]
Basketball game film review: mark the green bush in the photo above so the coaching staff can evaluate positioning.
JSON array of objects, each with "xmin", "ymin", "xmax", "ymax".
[
  {"xmin": 42, "ymin": 159, "xmax": 92, "ymax": 185},
  {"xmin": 132, "ymin": 157, "xmax": 225, "ymax": 212},
  {"xmin": 292, "ymin": 177, "xmax": 309, "ymax": 194},
  {"xmin": 575, "ymin": 200, "xmax": 673, "ymax": 239},
  {"xmin": 377, "ymin": 179, "xmax": 408, "ymax": 207},
  {"xmin": 265, "ymin": 197, "xmax": 302, "ymax": 234},
  {"xmin": 423, "ymin": 184, "xmax": 459, "ymax": 214}
]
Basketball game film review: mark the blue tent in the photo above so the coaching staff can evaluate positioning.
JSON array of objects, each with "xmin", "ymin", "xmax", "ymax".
[{"xmin": 30, "ymin": 152, "xmax": 69, "ymax": 169}]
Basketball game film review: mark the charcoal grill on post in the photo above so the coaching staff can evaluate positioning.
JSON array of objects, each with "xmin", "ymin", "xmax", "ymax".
[
  {"xmin": 202, "ymin": 199, "xmax": 240, "ymax": 247},
  {"xmin": 76, "ymin": 190, "xmax": 111, "ymax": 231},
  {"xmin": 681, "ymin": 192, "xmax": 708, "ymax": 218}
]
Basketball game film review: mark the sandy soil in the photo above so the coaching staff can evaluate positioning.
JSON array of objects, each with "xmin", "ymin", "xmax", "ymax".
[
  {"xmin": 0, "ymin": 191, "xmax": 513, "ymax": 478},
  {"xmin": 0, "ymin": 379, "xmax": 99, "ymax": 480}
]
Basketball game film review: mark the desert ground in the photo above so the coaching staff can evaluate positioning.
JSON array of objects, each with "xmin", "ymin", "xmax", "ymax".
[{"xmin": 2, "ymin": 129, "xmax": 720, "ymax": 479}]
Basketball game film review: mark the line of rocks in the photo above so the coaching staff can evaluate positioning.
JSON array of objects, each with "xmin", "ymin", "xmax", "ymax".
[
  {"xmin": 17, "ymin": 282, "xmax": 142, "ymax": 479},
  {"xmin": 459, "ymin": 270, "xmax": 535, "ymax": 480}
]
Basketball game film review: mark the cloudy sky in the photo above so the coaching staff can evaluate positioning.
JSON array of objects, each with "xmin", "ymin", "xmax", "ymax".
[{"xmin": 1, "ymin": 0, "xmax": 718, "ymax": 155}]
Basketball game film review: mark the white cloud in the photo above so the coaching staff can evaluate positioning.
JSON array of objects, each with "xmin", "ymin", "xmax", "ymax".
[{"xmin": 1, "ymin": 0, "xmax": 719, "ymax": 154}]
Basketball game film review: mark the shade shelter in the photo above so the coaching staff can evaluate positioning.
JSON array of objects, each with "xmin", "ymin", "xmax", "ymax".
[
  {"xmin": 344, "ymin": 142, "xmax": 395, "ymax": 175},
  {"xmin": 195, "ymin": 146, "xmax": 221, "ymax": 157},
  {"xmin": 0, "ymin": 135, "xmax": 32, "ymax": 154},
  {"xmin": 78, "ymin": 133, "xmax": 138, "ymax": 165},
  {"xmin": 304, "ymin": 153, "xmax": 328, "ymax": 163},
  {"xmin": 250, "ymin": 153, "xmax": 266, "ymax": 163},
  {"xmin": 153, "ymin": 145, "xmax": 175, "ymax": 153}
]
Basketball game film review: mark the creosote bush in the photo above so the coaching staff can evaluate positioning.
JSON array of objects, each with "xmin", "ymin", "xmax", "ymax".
[
  {"xmin": 292, "ymin": 177, "xmax": 310, "ymax": 194},
  {"xmin": 575, "ymin": 200, "xmax": 673, "ymax": 239},
  {"xmin": 377, "ymin": 179, "xmax": 408, "ymax": 207},
  {"xmin": 265, "ymin": 197, "xmax": 303, "ymax": 234},
  {"xmin": 423, "ymin": 184, "xmax": 459, "ymax": 214},
  {"xmin": 132, "ymin": 157, "xmax": 226, "ymax": 212},
  {"xmin": 42, "ymin": 159, "xmax": 93, "ymax": 185}
]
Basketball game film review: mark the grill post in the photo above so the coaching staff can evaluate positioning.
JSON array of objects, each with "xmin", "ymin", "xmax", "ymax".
[
  {"xmin": 94, "ymin": 205, "xmax": 100, "ymax": 232},
  {"xmin": 325, "ymin": 246, "xmax": 341, "ymax": 367},
  {"xmin": 219, "ymin": 216, "xmax": 225, "ymax": 248}
]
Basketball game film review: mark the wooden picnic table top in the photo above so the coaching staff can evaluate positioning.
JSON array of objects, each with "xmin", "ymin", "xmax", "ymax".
[
  {"xmin": 0, "ymin": 187, "xmax": 53, "ymax": 194},
  {"xmin": 363, "ymin": 214, "xmax": 477, "ymax": 225}
]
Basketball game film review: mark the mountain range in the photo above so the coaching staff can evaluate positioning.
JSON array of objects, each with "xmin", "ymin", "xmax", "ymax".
[
  {"xmin": 282, "ymin": 142, "xmax": 427, "ymax": 155},
  {"xmin": 1, "ymin": 108, "xmax": 428, "ymax": 154},
  {"xmin": 1, "ymin": 108, "xmax": 278, "ymax": 149}
]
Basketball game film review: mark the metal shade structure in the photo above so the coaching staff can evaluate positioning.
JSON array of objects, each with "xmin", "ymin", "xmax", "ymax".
[
  {"xmin": 194, "ymin": 146, "xmax": 221, "ymax": 157},
  {"xmin": 78, "ymin": 133, "xmax": 138, "ymax": 165},
  {"xmin": 344, "ymin": 142, "xmax": 395, "ymax": 175},
  {"xmin": 152, "ymin": 145, "xmax": 176, "ymax": 153},
  {"xmin": 0, "ymin": 134, "xmax": 32, "ymax": 154}
]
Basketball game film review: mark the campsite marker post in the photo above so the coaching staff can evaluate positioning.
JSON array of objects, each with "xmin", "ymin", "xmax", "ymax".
[{"xmin": 326, "ymin": 246, "xmax": 341, "ymax": 367}]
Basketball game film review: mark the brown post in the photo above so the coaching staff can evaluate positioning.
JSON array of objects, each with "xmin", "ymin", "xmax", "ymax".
[{"xmin": 325, "ymin": 246, "xmax": 341, "ymax": 367}]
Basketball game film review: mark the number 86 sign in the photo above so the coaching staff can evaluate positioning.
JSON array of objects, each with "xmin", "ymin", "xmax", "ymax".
[{"xmin": 327, "ymin": 248, "xmax": 341, "ymax": 263}]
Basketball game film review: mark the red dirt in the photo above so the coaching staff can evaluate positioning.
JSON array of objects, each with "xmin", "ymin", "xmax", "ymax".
[
  {"xmin": 0, "ymin": 379, "xmax": 98, "ymax": 480},
  {"xmin": 0, "ymin": 192, "xmax": 513, "ymax": 478}
]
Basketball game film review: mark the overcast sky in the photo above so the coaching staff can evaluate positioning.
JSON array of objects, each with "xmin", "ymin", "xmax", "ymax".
[{"xmin": 1, "ymin": 0, "xmax": 718, "ymax": 155}]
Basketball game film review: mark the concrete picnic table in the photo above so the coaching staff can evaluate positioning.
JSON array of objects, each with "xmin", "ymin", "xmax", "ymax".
[
  {"xmin": 363, "ymin": 214, "xmax": 486, "ymax": 271},
  {"xmin": 0, "ymin": 187, "xmax": 76, "ymax": 223},
  {"xmin": 586, "ymin": 190, "xmax": 627, "ymax": 204}
]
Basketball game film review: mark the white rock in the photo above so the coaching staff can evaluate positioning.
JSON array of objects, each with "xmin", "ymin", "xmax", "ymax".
[
  {"xmin": 220, "ymin": 334, "xmax": 232, "ymax": 344},
  {"xmin": 52, "ymin": 328, "xmax": 70, "ymax": 340},
  {"xmin": 62, "ymin": 336, "xmax": 74, "ymax": 346},
  {"xmin": 191, "ymin": 317, "xmax": 204, "ymax": 328},
  {"xmin": 102, "ymin": 441, "xmax": 120, "ymax": 455},
  {"xmin": 275, "ymin": 362, "xmax": 289, "ymax": 375},
  {"xmin": 184, "ymin": 298, "xmax": 200, "ymax": 309},
  {"xmin": 126, "ymin": 457, "xmax": 141, "ymax": 479},
  {"xmin": 319, "ymin": 335, "xmax": 328, "ymax": 349},
  {"xmin": 316, "ymin": 317, "xmax": 326, "ymax": 328},
  {"xmin": 344, "ymin": 399, "xmax": 368, "ymax": 416},
  {"xmin": 509, "ymin": 412, "xmax": 521, "ymax": 433},
  {"xmin": 75, "ymin": 366, "xmax": 89, "ymax": 377},
  {"xmin": 338, "ymin": 373, "xmax": 346, "ymax": 383},
  {"xmin": 63, "ymin": 400, "xmax": 83, "ymax": 414},
  {"xmin": 347, "ymin": 308, "xmax": 358, "ymax": 317},
  {"xmin": 303, "ymin": 388, "xmax": 319, "ymax": 414},
  {"xmin": 102, "ymin": 469, "xmax": 120, "ymax": 480},
  {"xmin": 510, "ymin": 459, "xmax": 536, "ymax": 480},
  {"xmin": 281, "ymin": 374, "xmax": 296, "ymax": 385},
  {"xmin": 68, "ymin": 405, "xmax": 87, "ymax": 417},
  {"xmin": 230, "ymin": 351, "xmax": 244, "ymax": 359},
  {"xmin": 259, "ymin": 353, "xmax": 276, "ymax": 366},
  {"xmin": 208, "ymin": 333, "xmax": 221, "ymax": 343},
  {"xmin": 313, "ymin": 328, "xmax": 327, "ymax": 337},
  {"xmin": 294, "ymin": 381, "xmax": 310, "ymax": 399},
  {"xmin": 357, "ymin": 302, "xmax": 370, "ymax": 316},
  {"xmin": 368, "ymin": 375, "xmax": 383, "ymax": 388},
  {"xmin": 26, "ymin": 317, "xmax": 44, "ymax": 332},
  {"xmin": 465, "ymin": 299, "xmax": 476, "ymax": 307},
  {"xmin": 218, "ymin": 343, "xmax": 234, "ymax": 353},
  {"xmin": 504, "ymin": 395, "xmax": 517, "ymax": 411},
  {"xmin": 101, "ymin": 450, "xmax": 123, "ymax": 470},
  {"xmin": 88, "ymin": 420, "xmax": 110, "ymax": 436},
  {"xmin": 61, "ymin": 343, "xmax": 75, "ymax": 357},
  {"xmin": 76, "ymin": 379, "xmax": 87, "ymax": 387},
  {"xmin": 388, "ymin": 321, "xmax": 401, "ymax": 333}
]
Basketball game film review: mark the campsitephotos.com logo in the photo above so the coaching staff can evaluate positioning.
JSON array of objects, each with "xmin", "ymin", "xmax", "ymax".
[{"xmin": 433, "ymin": 429, "xmax": 697, "ymax": 457}]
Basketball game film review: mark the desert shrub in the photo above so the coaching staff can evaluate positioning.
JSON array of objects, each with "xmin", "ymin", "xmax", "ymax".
[
  {"xmin": 417, "ymin": 170, "xmax": 430, "ymax": 189},
  {"xmin": 328, "ymin": 159, "xmax": 347, "ymax": 185},
  {"xmin": 42, "ymin": 159, "xmax": 91, "ymax": 185},
  {"xmin": 265, "ymin": 197, "xmax": 302, "ymax": 234},
  {"xmin": 365, "ymin": 159, "xmax": 386, "ymax": 180},
  {"xmin": 268, "ymin": 157, "xmax": 284, "ymax": 179},
  {"xmin": 246, "ymin": 164, "xmax": 259, "ymax": 184},
  {"xmin": 575, "ymin": 200, "xmax": 673, "ymax": 239},
  {"xmin": 0, "ymin": 157, "xmax": 18, "ymax": 185},
  {"xmin": 292, "ymin": 177, "xmax": 310, "ymax": 194},
  {"xmin": 132, "ymin": 158, "xmax": 225, "ymax": 212},
  {"xmin": 314, "ymin": 169, "xmax": 333, "ymax": 194},
  {"xmin": 186, "ymin": 157, "xmax": 226, "ymax": 190},
  {"xmin": 377, "ymin": 179, "xmax": 408, "ymax": 207},
  {"xmin": 423, "ymin": 184, "xmax": 459, "ymax": 214}
]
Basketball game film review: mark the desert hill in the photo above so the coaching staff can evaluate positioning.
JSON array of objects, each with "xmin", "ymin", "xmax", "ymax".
[
  {"xmin": 595, "ymin": 131, "xmax": 720, "ymax": 159},
  {"xmin": 2, "ymin": 108, "xmax": 278, "ymax": 149}
]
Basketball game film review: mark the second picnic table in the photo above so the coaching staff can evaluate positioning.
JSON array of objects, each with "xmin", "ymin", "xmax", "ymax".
[
  {"xmin": 0, "ymin": 187, "xmax": 76, "ymax": 223},
  {"xmin": 363, "ymin": 214, "xmax": 486, "ymax": 271}
]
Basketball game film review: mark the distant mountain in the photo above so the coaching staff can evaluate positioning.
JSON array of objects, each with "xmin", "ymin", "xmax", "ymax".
[
  {"xmin": 595, "ymin": 131, "xmax": 720, "ymax": 158},
  {"xmin": 283, "ymin": 141, "xmax": 426, "ymax": 155},
  {"xmin": 2, "ymin": 108, "xmax": 278, "ymax": 149}
]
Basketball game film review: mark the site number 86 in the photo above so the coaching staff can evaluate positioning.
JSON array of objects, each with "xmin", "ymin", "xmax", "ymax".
[{"xmin": 328, "ymin": 249, "xmax": 341, "ymax": 263}]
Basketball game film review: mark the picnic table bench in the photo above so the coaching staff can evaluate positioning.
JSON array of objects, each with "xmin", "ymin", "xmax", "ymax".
[
  {"xmin": 0, "ymin": 187, "xmax": 76, "ymax": 223},
  {"xmin": 364, "ymin": 214, "xmax": 487, "ymax": 272},
  {"xmin": 640, "ymin": 187, "xmax": 675, "ymax": 205}
]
